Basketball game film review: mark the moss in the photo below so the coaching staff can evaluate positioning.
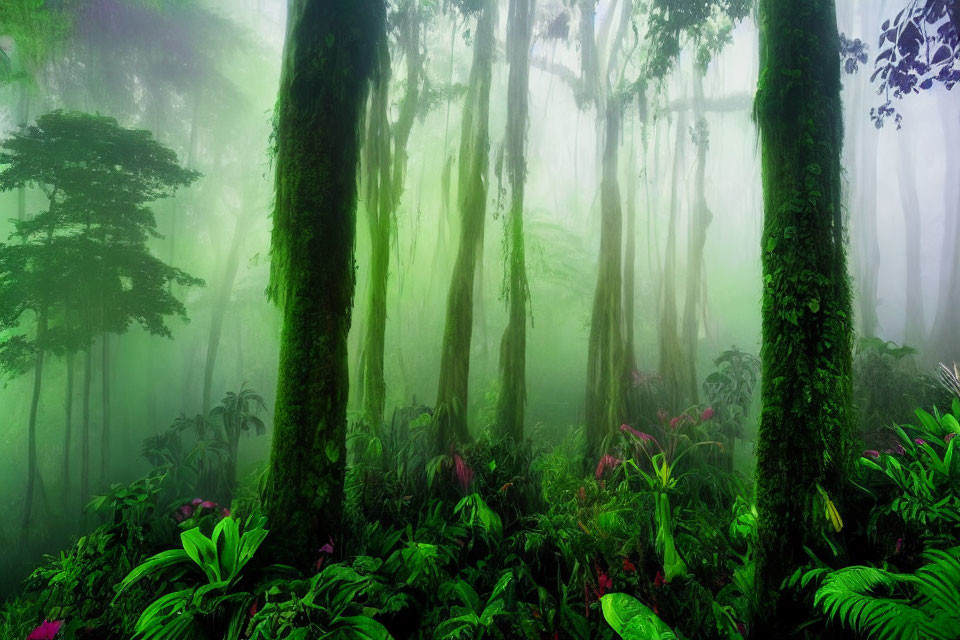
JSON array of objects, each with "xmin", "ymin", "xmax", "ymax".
[
  {"xmin": 263, "ymin": 0, "xmax": 382, "ymax": 567},
  {"xmin": 752, "ymin": 0, "xmax": 855, "ymax": 633},
  {"xmin": 435, "ymin": 0, "xmax": 497, "ymax": 448}
]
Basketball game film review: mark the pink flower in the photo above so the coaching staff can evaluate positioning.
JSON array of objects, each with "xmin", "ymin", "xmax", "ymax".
[
  {"xmin": 596, "ymin": 570, "xmax": 613, "ymax": 596},
  {"xmin": 452, "ymin": 454, "xmax": 475, "ymax": 492},
  {"xmin": 863, "ymin": 449, "xmax": 880, "ymax": 460},
  {"xmin": 199, "ymin": 501, "xmax": 217, "ymax": 510},
  {"xmin": 914, "ymin": 438, "xmax": 927, "ymax": 446},
  {"xmin": 886, "ymin": 443, "xmax": 906, "ymax": 455},
  {"xmin": 318, "ymin": 536, "xmax": 334, "ymax": 556},
  {"xmin": 896, "ymin": 537, "xmax": 904, "ymax": 554},
  {"xmin": 220, "ymin": 507, "xmax": 231, "ymax": 518},
  {"xmin": 594, "ymin": 454, "xmax": 620, "ymax": 480},
  {"xmin": 653, "ymin": 570, "xmax": 665, "ymax": 588},
  {"xmin": 192, "ymin": 497, "xmax": 204, "ymax": 506},
  {"xmin": 946, "ymin": 433, "xmax": 956, "ymax": 443},
  {"xmin": 669, "ymin": 417, "xmax": 680, "ymax": 429},
  {"xmin": 700, "ymin": 407, "xmax": 715, "ymax": 421},
  {"xmin": 27, "ymin": 620, "xmax": 63, "ymax": 640}
]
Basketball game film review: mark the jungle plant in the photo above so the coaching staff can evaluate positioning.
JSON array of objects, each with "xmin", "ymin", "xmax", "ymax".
[
  {"xmin": 210, "ymin": 386, "xmax": 267, "ymax": 496},
  {"xmin": 115, "ymin": 515, "xmax": 272, "ymax": 640},
  {"xmin": 600, "ymin": 592, "xmax": 679, "ymax": 639},
  {"xmin": 435, "ymin": 571, "xmax": 514, "ymax": 639},
  {"xmin": 702, "ymin": 348, "xmax": 760, "ymax": 469},
  {"xmin": 811, "ymin": 546, "xmax": 960, "ymax": 640},
  {"xmin": 141, "ymin": 413, "xmax": 229, "ymax": 502}
]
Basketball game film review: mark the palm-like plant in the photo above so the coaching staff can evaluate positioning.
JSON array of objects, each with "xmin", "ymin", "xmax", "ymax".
[
  {"xmin": 813, "ymin": 546, "xmax": 960, "ymax": 640},
  {"xmin": 210, "ymin": 387, "xmax": 267, "ymax": 495}
]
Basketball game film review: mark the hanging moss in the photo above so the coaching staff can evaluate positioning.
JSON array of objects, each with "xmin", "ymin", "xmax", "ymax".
[
  {"xmin": 435, "ymin": 0, "xmax": 497, "ymax": 448},
  {"xmin": 753, "ymin": 0, "xmax": 856, "ymax": 633},
  {"xmin": 263, "ymin": 0, "xmax": 383, "ymax": 567}
]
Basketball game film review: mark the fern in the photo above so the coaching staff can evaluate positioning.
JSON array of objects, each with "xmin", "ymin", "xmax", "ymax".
[{"xmin": 814, "ymin": 547, "xmax": 960, "ymax": 640}]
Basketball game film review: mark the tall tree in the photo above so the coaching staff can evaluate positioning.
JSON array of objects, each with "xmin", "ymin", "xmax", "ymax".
[
  {"xmin": 434, "ymin": 0, "xmax": 497, "ymax": 448},
  {"xmin": 262, "ymin": 0, "xmax": 382, "ymax": 565},
  {"xmin": 753, "ymin": 1, "xmax": 856, "ymax": 634},
  {"xmin": 495, "ymin": 0, "xmax": 535, "ymax": 441}
]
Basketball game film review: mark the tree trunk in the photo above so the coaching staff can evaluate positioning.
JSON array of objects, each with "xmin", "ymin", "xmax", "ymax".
[
  {"xmin": 658, "ymin": 105, "xmax": 687, "ymax": 412},
  {"xmin": 262, "ymin": 0, "xmax": 382, "ymax": 568},
  {"xmin": 585, "ymin": 98, "xmax": 625, "ymax": 457},
  {"xmin": 680, "ymin": 68, "xmax": 713, "ymax": 405},
  {"xmin": 16, "ymin": 84, "xmax": 30, "ymax": 222},
  {"xmin": 929, "ymin": 106, "xmax": 960, "ymax": 363},
  {"xmin": 80, "ymin": 345, "xmax": 91, "ymax": 509},
  {"xmin": 753, "ymin": 1, "xmax": 856, "ymax": 634},
  {"xmin": 100, "ymin": 333, "xmax": 110, "ymax": 483},
  {"xmin": 495, "ymin": 0, "xmax": 535, "ymax": 442},
  {"xmin": 435, "ymin": 1, "xmax": 497, "ymax": 448},
  {"xmin": 855, "ymin": 117, "xmax": 881, "ymax": 339},
  {"xmin": 63, "ymin": 351, "xmax": 74, "ymax": 505},
  {"xmin": 898, "ymin": 137, "xmax": 924, "ymax": 346},
  {"xmin": 202, "ymin": 205, "xmax": 249, "ymax": 416},
  {"xmin": 21, "ymin": 311, "xmax": 47, "ymax": 543}
]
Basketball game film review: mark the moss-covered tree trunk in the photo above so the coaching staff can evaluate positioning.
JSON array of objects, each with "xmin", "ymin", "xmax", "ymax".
[
  {"xmin": 585, "ymin": 98, "xmax": 625, "ymax": 457},
  {"xmin": 435, "ymin": 1, "xmax": 496, "ymax": 448},
  {"xmin": 680, "ymin": 70, "xmax": 712, "ymax": 405},
  {"xmin": 361, "ymin": 4, "xmax": 422, "ymax": 429},
  {"xmin": 753, "ymin": 0, "xmax": 855, "ymax": 633},
  {"xmin": 495, "ymin": 0, "xmax": 535, "ymax": 442},
  {"xmin": 262, "ymin": 0, "xmax": 381, "ymax": 566}
]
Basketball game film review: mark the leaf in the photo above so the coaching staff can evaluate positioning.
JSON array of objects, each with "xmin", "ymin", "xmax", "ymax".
[
  {"xmin": 325, "ymin": 439, "xmax": 341, "ymax": 463},
  {"xmin": 600, "ymin": 593, "xmax": 677, "ymax": 639}
]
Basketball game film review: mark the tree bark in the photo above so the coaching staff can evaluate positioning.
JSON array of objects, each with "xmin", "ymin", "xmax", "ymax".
[
  {"xmin": 753, "ymin": 1, "xmax": 856, "ymax": 633},
  {"xmin": 585, "ymin": 98, "xmax": 626, "ymax": 456},
  {"xmin": 495, "ymin": 0, "xmax": 535, "ymax": 442},
  {"xmin": 80, "ymin": 344, "xmax": 91, "ymax": 510},
  {"xmin": 262, "ymin": 0, "xmax": 382, "ymax": 568},
  {"xmin": 929, "ymin": 105, "xmax": 960, "ymax": 363},
  {"xmin": 435, "ymin": 1, "xmax": 497, "ymax": 448},
  {"xmin": 100, "ymin": 332, "xmax": 110, "ymax": 483}
]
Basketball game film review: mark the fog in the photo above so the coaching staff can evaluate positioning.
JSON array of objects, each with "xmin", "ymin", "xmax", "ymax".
[{"xmin": 0, "ymin": 0, "xmax": 956, "ymax": 603}]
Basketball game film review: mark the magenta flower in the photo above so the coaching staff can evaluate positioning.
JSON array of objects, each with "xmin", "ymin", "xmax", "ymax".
[
  {"xmin": 914, "ymin": 438, "xmax": 927, "ymax": 446},
  {"xmin": 886, "ymin": 443, "xmax": 906, "ymax": 455},
  {"xmin": 669, "ymin": 417, "xmax": 680, "ymax": 429},
  {"xmin": 896, "ymin": 537, "xmax": 904, "ymax": 554},
  {"xmin": 700, "ymin": 407, "xmax": 716, "ymax": 421},
  {"xmin": 863, "ymin": 449, "xmax": 881, "ymax": 460},
  {"xmin": 946, "ymin": 433, "xmax": 957, "ymax": 443},
  {"xmin": 595, "ymin": 454, "xmax": 621, "ymax": 480},
  {"xmin": 192, "ymin": 497, "xmax": 204, "ymax": 506},
  {"xmin": 596, "ymin": 570, "xmax": 613, "ymax": 595},
  {"xmin": 452, "ymin": 454, "xmax": 475, "ymax": 492},
  {"xmin": 27, "ymin": 620, "xmax": 63, "ymax": 640},
  {"xmin": 199, "ymin": 500, "xmax": 217, "ymax": 510},
  {"xmin": 318, "ymin": 536, "xmax": 334, "ymax": 556},
  {"xmin": 220, "ymin": 507, "xmax": 231, "ymax": 518}
]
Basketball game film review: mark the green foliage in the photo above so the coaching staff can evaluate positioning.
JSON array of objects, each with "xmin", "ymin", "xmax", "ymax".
[
  {"xmin": 601, "ymin": 593, "xmax": 679, "ymax": 639},
  {"xmin": 813, "ymin": 547, "xmax": 960, "ymax": 640},
  {"xmin": 116, "ymin": 515, "xmax": 273, "ymax": 640}
]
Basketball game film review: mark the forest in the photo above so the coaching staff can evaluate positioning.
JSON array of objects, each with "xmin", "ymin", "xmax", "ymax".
[{"xmin": 0, "ymin": 0, "xmax": 958, "ymax": 638}]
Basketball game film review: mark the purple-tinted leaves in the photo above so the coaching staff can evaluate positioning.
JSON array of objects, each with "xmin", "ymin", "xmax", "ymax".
[{"xmin": 933, "ymin": 44, "xmax": 954, "ymax": 64}]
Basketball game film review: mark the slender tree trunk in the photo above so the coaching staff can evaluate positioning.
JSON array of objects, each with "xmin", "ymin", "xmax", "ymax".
[
  {"xmin": 680, "ymin": 69, "xmax": 712, "ymax": 405},
  {"xmin": 100, "ymin": 333, "xmax": 110, "ymax": 483},
  {"xmin": 63, "ymin": 351, "xmax": 74, "ymax": 504},
  {"xmin": 585, "ymin": 98, "xmax": 626, "ymax": 456},
  {"xmin": 262, "ymin": 0, "xmax": 382, "ymax": 568},
  {"xmin": 753, "ymin": 1, "xmax": 855, "ymax": 634},
  {"xmin": 856, "ymin": 119, "xmax": 881, "ymax": 339},
  {"xmin": 202, "ymin": 206, "xmax": 249, "ymax": 416},
  {"xmin": 658, "ymin": 106, "xmax": 687, "ymax": 412},
  {"xmin": 16, "ymin": 84, "xmax": 30, "ymax": 222},
  {"xmin": 623, "ymin": 105, "xmax": 643, "ymax": 376},
  {"xmin": 435, "ymin": 1, "xmax": 497, "ymax": 448},
  {"xmin": 898, "ymin": 137, "xmax": 924, "ymax": 346},
  {"xmin": 930, "ymin": 106, "xmax": 960, "ymax": 363},
  {"xmin": 21, "ymin": 311, "xmax": 47, "ymax": 543},
  {"xmin": 80, "ymin": 345, "xmax": 91, "ymax": 509},
  {"xmin": 495, "ymin": 0, "xmax": 535, "ymax": 441}
]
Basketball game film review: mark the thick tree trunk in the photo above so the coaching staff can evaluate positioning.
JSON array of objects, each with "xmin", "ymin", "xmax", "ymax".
[
  {"xmin": 585, "ymin": 98, "xmax": 625, "ymax": 456},
  {"xmin": 202, "ymin": 206, "xmax": 249, "ymax": 416},
  {"xmin": 262, "ymin": 0, "xmax": 381, "ymax": 568},
  {"xmin": 680, "ymin": 69, "xmax": 712, "ymax": 405},
  {"xmin": 930, "ymin": 106, "xmax": 960, "ymax": 363},
  {"xmin": 63, "ymin": 351, "xmax": 74, "ymax": 504},
  {"xmin": 495, "ymin": 0, "xmax": 535, "ymax": 441},
  {"xmin": 898, "ymin": 137, "xmax": 924, "ymax": 346},
  {"xmin": 435, "ymin": 1, "xmax": 497, "ymax": 448},
  {"xmin": 21, "ymin": 311, "xmax": 47, "ymax": 542},
  {"xmin": 753, "ymin": 1, "xmax": 856, "ymax": 634}
]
